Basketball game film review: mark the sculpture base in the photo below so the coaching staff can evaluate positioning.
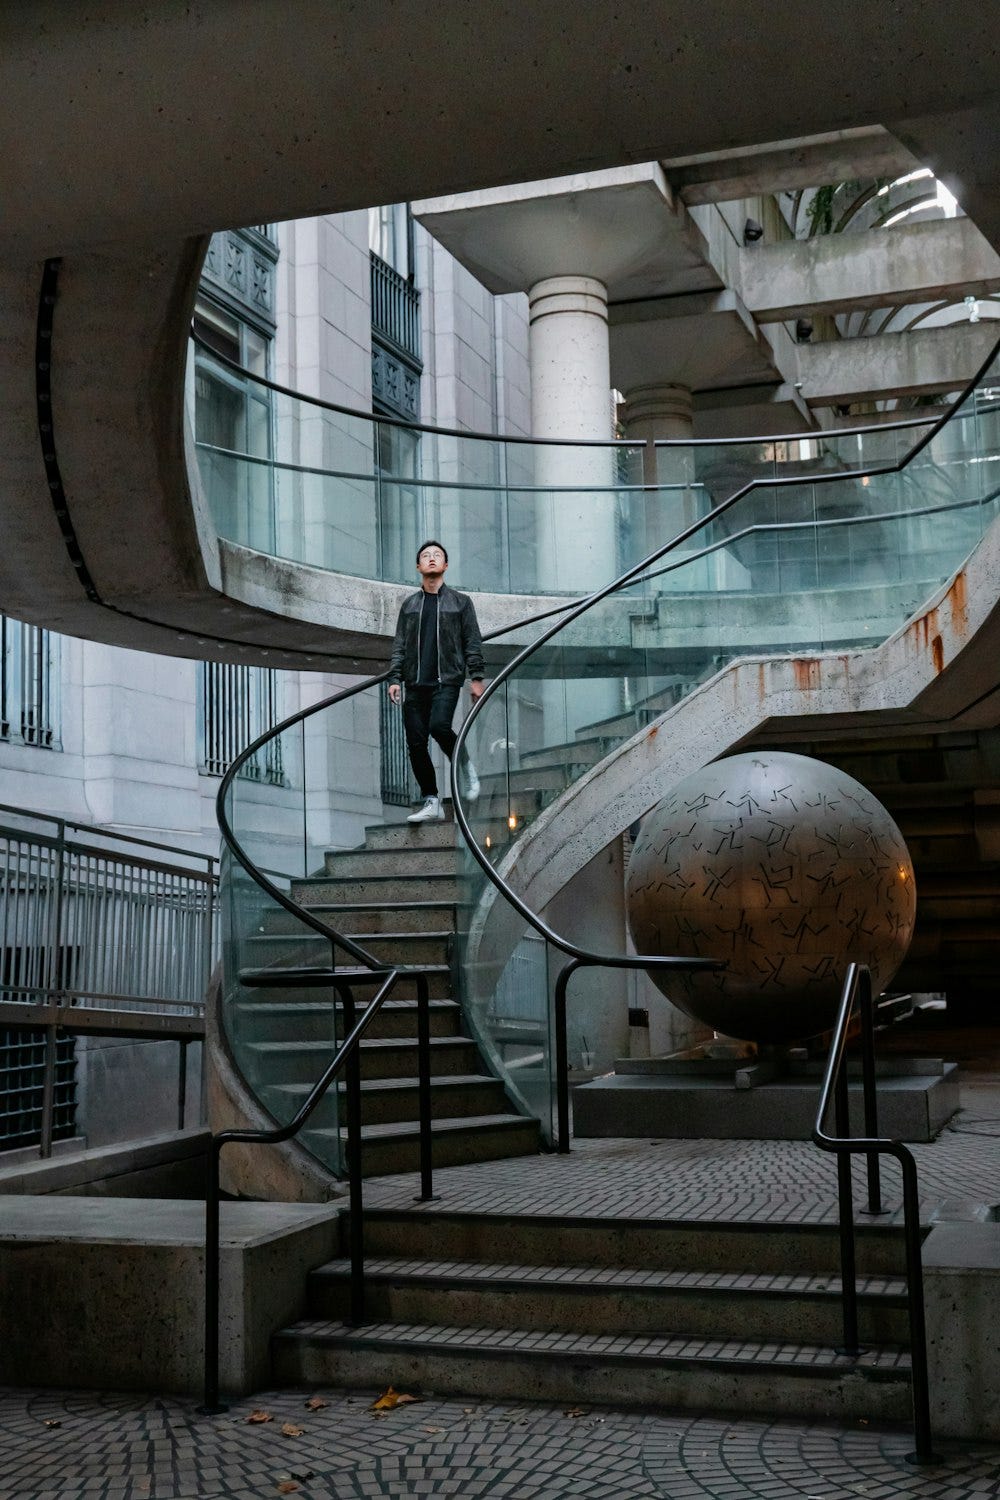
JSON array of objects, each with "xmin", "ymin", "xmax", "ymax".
[{"xmin": 572, "ymin": 1054, "xmax": 959, "ymax": 1143}]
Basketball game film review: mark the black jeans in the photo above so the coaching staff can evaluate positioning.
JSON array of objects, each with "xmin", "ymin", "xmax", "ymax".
[{"xmin": 402, "ymin": 684, "xmax": 461, "ymax": 797}]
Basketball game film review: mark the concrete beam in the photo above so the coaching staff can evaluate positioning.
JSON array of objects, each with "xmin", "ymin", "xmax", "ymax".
[
  {"xmin": 796, "ymin": 320, "xmax": 999, "ymax": 405},
  {"xmin": 741, "ymin": 217, "xmax": 1000, "ymax": 323},
  {"xmin": 663, "ymin": 128, "xmax": 918, "ymax": 205}
]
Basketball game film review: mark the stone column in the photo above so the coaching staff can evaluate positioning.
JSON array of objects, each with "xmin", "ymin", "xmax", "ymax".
[
  {"xmin": 622, "ymin": 383, "xmax": 697, "ymax": 557},
  {"xmin": 528, "ymin": 276, "xmax": 614, "ymax": 594}
]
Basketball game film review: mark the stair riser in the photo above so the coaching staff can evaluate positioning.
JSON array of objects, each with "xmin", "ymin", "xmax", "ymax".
[
  {"xmin": 361, "ymin": 823, "xmax": 460, "ymax": 852},
  {"xmin": 266, "ymin": 1080, "xmax": 508, "ymax": 1127},
  {"xmin": 251, "ymin": 1041, "xmax": 481, "ymax": 1085},
  {"xmin": 262, "ymin": 905, "xmax": 457, "ymax": 936},
  {"xmin": 307, "ymin": 1280, "xmax": 909, "ymax": 1345},
  {"xmin": 297, "ymin": 876, "xmax": 463, "ymax": 904},
  {"xmin": 325, "ymin": 848, "xmax": 458, "ymax": 877},
  {"xmin": 240, "ymin": 972, "xmax": 453, "ymax": 1002},
  {"xmin": 233, "ymin": 1002, "xmax": 463, "ymax": 1043},
  {"xmin": 248, "ymin": 934, "xmax": 452, "ymax": 966},
  {"xmin": 361, "ymin": 1214, "xmax": 908, "ymax": 1276},
  {"xmin": 272, "ymin": 1339, "xmax": 911, "ymax": 1424},
  {"xmin": 302, "ymin": 1121, "xmax": 540, "ymax": 1176}
]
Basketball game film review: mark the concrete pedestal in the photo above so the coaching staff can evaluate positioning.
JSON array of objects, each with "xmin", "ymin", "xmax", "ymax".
[
  {"xmin": 925, "ymin": 1221, "xmax": 1000, "ymax": 1439},
  {"xmin": 572, "ymin": 1057, "xmax": 959, "ymax": 1142}
]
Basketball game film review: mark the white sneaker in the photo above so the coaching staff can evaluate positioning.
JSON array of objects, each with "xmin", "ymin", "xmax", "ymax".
[
  {"xmin": 407, "ymin": 796, "xmax": 444, "ymax": 823},
  {"xmin": 464, "ymin": 760, "xmax": 481, "ymax": 802}
]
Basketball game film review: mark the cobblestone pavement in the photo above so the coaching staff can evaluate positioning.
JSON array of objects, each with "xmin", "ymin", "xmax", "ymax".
[
  {"xmin": 3, "ymin": 1386, "xmax": 1000, "ymax": 1499},
  {"xmin": 363, "ymin": 1079, "xmax": 1000, "ymax": 1227}
]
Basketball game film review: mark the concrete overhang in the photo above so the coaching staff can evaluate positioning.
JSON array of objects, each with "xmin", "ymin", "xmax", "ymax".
[
  {"xmin": 796, "ymin": 320, "xmax": 999, "ymax": 406},
  {"xmin": 412, "ymin": 165, "xmax": 721, "ymax": 299},
  {"xmin": 609, "ymin": 290, "xmax": 792, "ymax": 396},
  {"xmin": 662, "ymin": 128, "xmax": 919, "ymax": 205},
  {"xmin": 740, "ymin": 217, "xmax": 1000, "ymax": 323}
]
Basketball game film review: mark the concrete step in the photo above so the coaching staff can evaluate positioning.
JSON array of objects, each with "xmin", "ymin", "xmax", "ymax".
[
  {"xmin": 260, "ymin": 902, "xmax": 458, "ymax": 937},
  {"xmin": 272, "ymin": 1318, "xmax": 911, "ymax": 1422},
  {"xmin": 265, "ymin": 1074, "xmax": 508, "ymax": 1127},
  {"xmin": 245, "ymin": 1036, "xmax": 481, "ymax": 1084},
  {"xmin": 302, "ymin": 1112, "xmax": 541, "ymax": 1176},
  {"xmin": 247, "ymin": 931, "xmax": 453, "ymax": 966},
  {"xmin": 324, "ymin": 846, "xmax": 458, "ymax": 878},
  {"xmin": 237, "ymin": 967, "xmax": 453, "ymax": 1001},
  {"xmin": 232, "ymin": 998, "xmax": 464, "ymax": 1043},
  {"xmin": 360, "ymin": 1208, "xmax": 909, "ymax": 1276},
  {"xmin": 306, "ymin": 1256, "xmax": 909, "ymax": 1344},
  {"xmin": 294, "ymin": 872, "xmax": 463, "ymax": 904},
  {"xmin": 358, "ymin": 821, "xmax": 461, "ymax": 852},
  {"xmin": 519, "ymin": 738, "xmax": 606, "ymax": 771}
]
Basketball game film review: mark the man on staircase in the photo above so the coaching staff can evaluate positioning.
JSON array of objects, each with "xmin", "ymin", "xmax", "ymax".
[{"xmin": 388, "ymin": 540, "xmax": 485, "ymax": 823}]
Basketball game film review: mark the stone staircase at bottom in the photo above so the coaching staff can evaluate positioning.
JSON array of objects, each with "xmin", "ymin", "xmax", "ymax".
[{"xmin": 272, "ymin": 1205, "xmax": 914, "ymax": 1420}]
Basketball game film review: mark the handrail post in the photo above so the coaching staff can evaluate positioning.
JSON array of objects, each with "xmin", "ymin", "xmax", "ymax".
[
  {"xmin": 834, "ymin": 1059, "xmax": 861, "ymax": 1356},
  {"xmin": 337, "ymin": 980, "xmax": 366, "ymax": 1326},
  {"xmin": 859, "ymin": 969, "xmax": 883, "ymax": 1215},
  {"xmin": 199, "ymin": 1136, "xmax": 226, "ymax": 1414},
  {"xmin": 553, "ymin": 958, "xmax": 583, "ymax": 1153},
  {"xmin": 898, "ymin": 1149, "xmax": 939, "ymax": 1465},
  {"xmin": 415, "ymin": 971, "xmax": 434, "ymax": 1201}
]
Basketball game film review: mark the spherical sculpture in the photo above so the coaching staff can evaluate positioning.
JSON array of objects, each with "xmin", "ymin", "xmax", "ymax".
[{"xmin": 625, "ymin": 751, "xmax": 916, "ymax": 1043}]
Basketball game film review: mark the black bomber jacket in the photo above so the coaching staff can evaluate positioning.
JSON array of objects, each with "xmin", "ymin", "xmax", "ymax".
[{"xmin": 388, "ymin": 584, "xmax": 485, "ymax": 687}]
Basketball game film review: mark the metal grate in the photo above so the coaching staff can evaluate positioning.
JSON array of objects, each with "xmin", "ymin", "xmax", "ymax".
[
  {"xmin": 199, "ymin": 662, "xmax": 285, "ymax": 784},
  {"xmin": 380, "ymin": 688, "xmax": 417, "ymax": 806},
  {"xmin": 0, "ymin": 1028, "xmax": 76, "ymax": 1149},
  {"xmin": 1, "ymin": 615, "xmax": 59, "ymax": 749}
]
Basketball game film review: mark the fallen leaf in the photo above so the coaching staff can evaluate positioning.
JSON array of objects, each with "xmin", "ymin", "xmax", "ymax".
[
  {"xmin": 246, "ymin": 1409, "xmax": 273, "ymax": 1424},
  {"xmin": 371, "ymin": 1386, "xmax": 422, "ymax": 1410},
  {"xmin": 563, "ymin": 1406, "xmax": 587, "ymax": 1418},
  {"xmin": 281, "ymin": 1423, "xmax": 305, "ymax": 1438},
  {"xmin": 304, "ymin": 1397, "xmax": 329, "ymax": 1411},
  {"xmin": 277, "ymin": 1485, "xmax": 299, "ymax": 1495},
  {"xmin": 423, "ymin": 1426, "xmax": 445, "ymax": 1434}
]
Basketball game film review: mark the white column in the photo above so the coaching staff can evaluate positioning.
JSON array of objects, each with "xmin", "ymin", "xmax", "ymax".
[{"xmin": 529, "ymin": 276, "xmax": 614, "ymax": 593}]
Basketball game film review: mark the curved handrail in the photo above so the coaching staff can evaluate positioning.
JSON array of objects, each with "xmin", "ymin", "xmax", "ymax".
[{"xmin": 813, "ymin": 964, "xmax": 938, "ymax": 1466}]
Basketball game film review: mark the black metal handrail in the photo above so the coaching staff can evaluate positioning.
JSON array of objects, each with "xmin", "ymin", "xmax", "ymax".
[
  {"xmin": 200, "ymin": 959, "xmax": 436, "ymax": 1411},
  {"xmin": 813, "ymin": 963, "xmax": 940, "ymax": 1466}
]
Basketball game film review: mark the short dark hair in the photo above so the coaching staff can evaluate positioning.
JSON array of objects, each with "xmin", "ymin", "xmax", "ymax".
[{"xmin": 416, "ymin": 539, "xmax": 448, "ymax": 564}]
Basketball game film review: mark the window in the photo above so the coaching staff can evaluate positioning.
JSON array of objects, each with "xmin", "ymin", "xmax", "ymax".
[
  {"xmin": 368, "ymin": 203, "xmax": 412, "ymax": 280},
  {"xmin": 198, "ymin": 661, "xmax": 285, "ymax": 785},
  {"xmin": 193, "ymin": 300, "xmax": 274, "ymax": 552},
  {"xmin": 0, "ymin": 1029, "xmax": 76, "ymax": 1151},
  {"xmin": 0, "ymin": 616, "xmax": 60, "ymax": 749}
]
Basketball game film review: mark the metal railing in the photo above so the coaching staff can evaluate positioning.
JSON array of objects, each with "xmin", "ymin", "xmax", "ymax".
[
  {"xmin": 813, "ymin": 963, "xmax": 939, "ymax": 1466},
  {"xmin": 0, "ymin": 804, "xmax": 218, "ymax": 1155},
  {"xmin": 370, "ymin": 252, "xmax": 421, "ymax": 361}
]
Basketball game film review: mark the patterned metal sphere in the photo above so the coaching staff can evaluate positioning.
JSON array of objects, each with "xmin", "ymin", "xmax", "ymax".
[{"xmin": 625, "ymin": 751, "xmax": 916, "ymax": 1042}]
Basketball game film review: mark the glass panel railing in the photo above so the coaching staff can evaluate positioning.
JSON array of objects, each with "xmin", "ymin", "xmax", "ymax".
[{"xmin": 191, "ymin": 335, "xmax": 950, "ymax": 601}]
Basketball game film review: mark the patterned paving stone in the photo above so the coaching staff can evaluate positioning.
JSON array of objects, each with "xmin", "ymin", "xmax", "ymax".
[{"xmin": 2, "ymin": 1388, "xmax": 1000, "ymax": 1498}]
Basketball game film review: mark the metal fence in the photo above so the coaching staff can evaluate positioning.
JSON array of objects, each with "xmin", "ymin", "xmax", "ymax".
[
  {"xmin": 0, "ymin": 804, "xmax": 218, "ymax": 1154},
  {"xmin": 371, "ymin": 252, "xmax": 421, "ymax": 360}
]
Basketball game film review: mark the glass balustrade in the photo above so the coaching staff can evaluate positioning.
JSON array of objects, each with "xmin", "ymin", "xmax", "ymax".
[{"xmin": 215, "ymin": 340, "xmax": 1000, "ymax": 1165}]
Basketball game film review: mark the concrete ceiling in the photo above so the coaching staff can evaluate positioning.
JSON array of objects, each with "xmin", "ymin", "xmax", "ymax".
[{"xmin": 1, "ymin": 1, "xmax": 999, "ymax": 662}]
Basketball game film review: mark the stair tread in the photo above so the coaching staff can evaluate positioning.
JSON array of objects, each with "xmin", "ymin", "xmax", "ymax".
[
  {"xmin": 249, "ymin": 931, "xmax": 454, "ymax": 942},
  {"xmin": 240, "ymin": 962, "xmax": 449, "ymax": 987},
  {"xmin": 236, "ymin": 998, "xmax": 459, "ymax": 1012},
  {"xmin": 273, "ymin": 1073, "xmax": 501, "ymax": 1096},
  {"xmin": 294, "ymin": 901, "xmax": 458, "ymax": 911},
  {"xmin": 276, "ymin": 1318, "xmax": 911, "ymax": 1373},
  {"xmin": 247, "ymin": 1036, "xmax": 473, "ymax": 1054},
  {"xmin": 307, "ymin": 1113, "xmax": 537, "ymax": 1142},
  {"xmin": 311, "ymin": 1256, "xmax": 907, "ymax": 1300}
]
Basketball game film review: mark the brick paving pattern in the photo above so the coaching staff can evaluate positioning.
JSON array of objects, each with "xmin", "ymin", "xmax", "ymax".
[{"xmin": 3, "ymin": 1387, "xmax": 1000, "ymax": 1498}]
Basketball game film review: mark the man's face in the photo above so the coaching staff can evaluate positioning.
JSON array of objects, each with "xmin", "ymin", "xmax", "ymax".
[{"xmin": 417, "ymin": 545, "xmax": 447, "ymax": 581}]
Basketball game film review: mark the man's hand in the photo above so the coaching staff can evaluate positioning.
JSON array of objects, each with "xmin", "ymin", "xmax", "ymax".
[
  {"xmin": 470, "ymin": 680, "xmax": 485, "ymax": 700},
  {"xmin": 388, "ymin": 683, "xmax": 401, "ymax": 705}
]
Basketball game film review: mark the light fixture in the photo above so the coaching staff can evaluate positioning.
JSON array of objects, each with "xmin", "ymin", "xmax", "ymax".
[
  {"xmin": 507, "ymin": 813, "xmax": 517, "ymax": 830},
  {"xmin": 485, "ymin": 835, "xmax": 492, "ymax": 849},
  {"xmin": 743, "ymin": 218, "xmax": 764, "ymax": 244},
  {"xmin": 795, "ymin": 318, "xmax": 813, "ymax": 343}
]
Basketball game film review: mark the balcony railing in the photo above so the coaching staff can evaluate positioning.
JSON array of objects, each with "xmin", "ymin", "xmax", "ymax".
[{"xmin": 370, "ymin": 252, "xmax": 421, "ymax": 362}]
